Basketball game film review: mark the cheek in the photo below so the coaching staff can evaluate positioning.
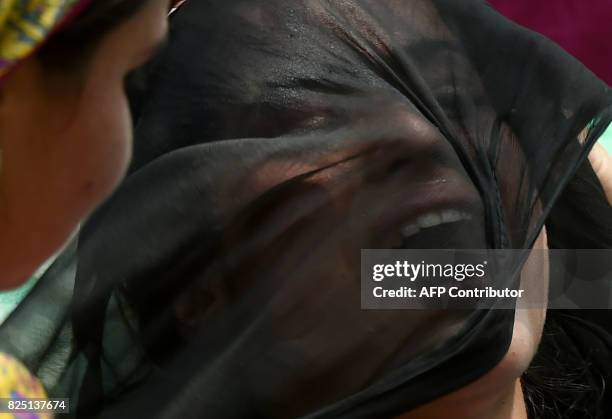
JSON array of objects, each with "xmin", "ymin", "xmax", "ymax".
[
  {"xmin": 501, "ymin": 227, "xmax": 549, "ymax": 380},
  {"xmin": 68, "ymin": 82, "xmax": 133, "ymax": 204}
]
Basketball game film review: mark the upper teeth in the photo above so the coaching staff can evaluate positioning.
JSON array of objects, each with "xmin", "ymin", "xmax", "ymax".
[{"xmin": 401, "ymin": 209, "xmax": 472, "ymax": 238}]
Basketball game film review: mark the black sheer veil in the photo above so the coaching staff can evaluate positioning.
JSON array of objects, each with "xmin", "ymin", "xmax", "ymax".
[{"xmin": 1, "ymin": 1, "xmax": 611, "ymax": 418}]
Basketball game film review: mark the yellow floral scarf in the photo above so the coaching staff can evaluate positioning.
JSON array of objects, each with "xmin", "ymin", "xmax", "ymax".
[
  {"xmin": 0, "ymin": 353, "xmax": 50, "ymax": 418},
  {"xmin": 0, "ymin": 0, "xmax": 89, "ymax": 80}
]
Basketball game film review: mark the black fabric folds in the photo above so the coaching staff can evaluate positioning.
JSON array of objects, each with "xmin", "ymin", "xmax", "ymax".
[{"xmin": 1, "ymin": 1, "xmax": 612, "ymax": 418}]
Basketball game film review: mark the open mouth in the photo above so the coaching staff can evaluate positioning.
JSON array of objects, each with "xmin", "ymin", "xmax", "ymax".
[
  {"xmin": 400, "ymin": 209, "xmax": 473, "ymax": 236},
  {"xmin": 360, "ymin": 165, "xmax": 486, "ymax": 250},
  {"xmin": 396, "ymin": 208, "xmax": 484, "ymax": 249}
]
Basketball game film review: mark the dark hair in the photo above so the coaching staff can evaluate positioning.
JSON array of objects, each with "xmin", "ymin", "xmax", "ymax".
[
  {"xmin": 523, "ymin": 316, "xmax": 604, "ymax": 419},
  {"xmin": 38, "ymin": 0, "xmax": 153, "ymax": 71},
  {"xmin": 523, "ymin": 157, "xmax": 612, "ymax": 418}
]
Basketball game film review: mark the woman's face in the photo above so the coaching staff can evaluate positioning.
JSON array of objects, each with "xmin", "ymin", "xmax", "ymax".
[
  {"xmin": 0, "ymin": 0, "xmax": 170, "ymax": 286},
  {"xmin": 163, "ymin": 98, "xmax": 547, "ymax": 417}
]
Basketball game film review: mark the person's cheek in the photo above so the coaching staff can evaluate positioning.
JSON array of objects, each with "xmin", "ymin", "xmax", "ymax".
[{"xmin": 68, "ymin": 78, "xmax": 133, "ymax": 211}]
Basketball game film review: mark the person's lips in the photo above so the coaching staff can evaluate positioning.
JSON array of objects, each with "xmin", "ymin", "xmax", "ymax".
[
  {"xmin": 355, "ymin": 166, "xmax": 486, "ymax": 250},
  {"xmin": 400, "ymin": 208, "xmax": 473, "ymax": 237}
]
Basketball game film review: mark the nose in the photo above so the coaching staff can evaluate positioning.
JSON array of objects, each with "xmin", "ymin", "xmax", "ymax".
[{"xmin": 350, "ymin": 100, "xmax": 462, "ymax": 183}]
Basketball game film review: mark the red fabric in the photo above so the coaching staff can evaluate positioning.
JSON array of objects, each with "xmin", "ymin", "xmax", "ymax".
[{"xmin": 489, "ymin": 0, "xmax": 612, "ymax": 85}]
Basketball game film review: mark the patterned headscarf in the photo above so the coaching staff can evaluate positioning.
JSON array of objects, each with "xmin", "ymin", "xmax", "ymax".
[{"xmin": 0, "ymin": 0, "xmax": 90, "ymax": 80}]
